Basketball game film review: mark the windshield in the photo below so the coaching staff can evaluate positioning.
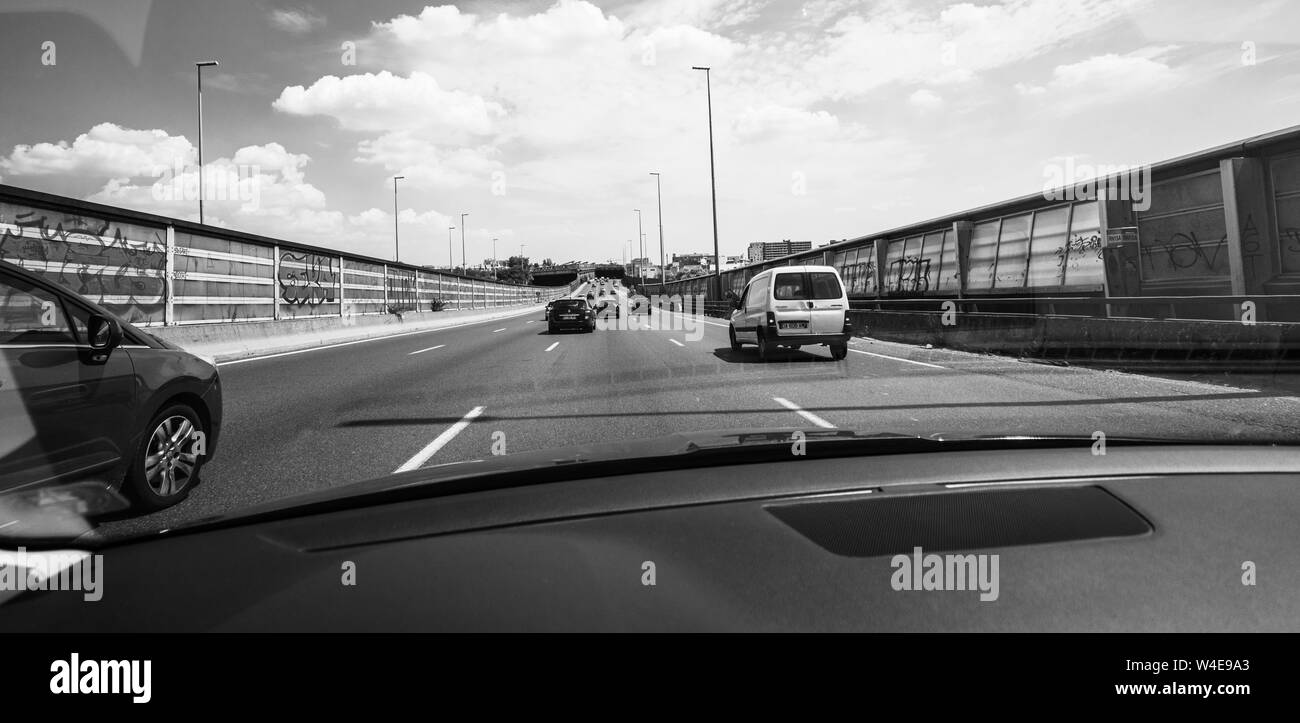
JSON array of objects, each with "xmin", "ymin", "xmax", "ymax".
[{"xmin": 0, "ymin": 0, "xmax": 1298, "ymax": 558}]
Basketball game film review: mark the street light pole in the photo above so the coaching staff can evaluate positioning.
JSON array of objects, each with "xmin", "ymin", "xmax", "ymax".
[
  {"xmin": 692, "ymin": 66, "xmax": 720, "ymax": 300},
  {"xmin": 195, "ymin": 60, "xmax": 218, "ymax": 224},
  {"xmin": 460, "ymin": 212, "xmax": 468, "ymax": 271},
  {"xmin": 650, "ymin": 172, "xmax": 664, "ymax": 293},
  {"xmin": 392, "ymin": 176, "xmax": 404, "ymax": 262},
  {"xmin": 634, "ymin": 209, "xmax": 643, "ymax": 284}
]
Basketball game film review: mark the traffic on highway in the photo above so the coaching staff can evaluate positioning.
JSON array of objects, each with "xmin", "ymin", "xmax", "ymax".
[{"xmin": 1, "ymin": 0, "xmax": 1298, "ymax": 663}]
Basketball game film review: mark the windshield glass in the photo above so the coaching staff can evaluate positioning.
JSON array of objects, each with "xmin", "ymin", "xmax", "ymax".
[{"xmin": 0, "ymin": 0, "xmax": 1298, "ymax": 556}]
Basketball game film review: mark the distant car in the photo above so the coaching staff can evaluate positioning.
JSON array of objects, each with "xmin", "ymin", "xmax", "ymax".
[
  {"xmin": 0, "ymin": 260, "xmax": 223, "ymax": 512},
  {"xmin": 548, "ymin": 298, "xmax": 595, "ymax": 333},
  {"xmin": 728, "ymin": 264, "xmax": 851, "ymax": 361}
]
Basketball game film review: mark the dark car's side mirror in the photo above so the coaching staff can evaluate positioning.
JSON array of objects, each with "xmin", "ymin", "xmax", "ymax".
[{"xmin": 87, "ymin": 314, "xmax": 123, "ymax": 352}]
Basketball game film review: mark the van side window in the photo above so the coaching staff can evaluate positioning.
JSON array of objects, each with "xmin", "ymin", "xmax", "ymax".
[{"xmin": 747, "ymin": 275, "xmax": 768, "ymax": 312}]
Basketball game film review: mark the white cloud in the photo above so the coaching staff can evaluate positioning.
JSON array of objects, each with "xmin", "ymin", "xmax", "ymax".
[
  {"xmin": 269, "ymin": 7, "xmax": 325, "ymax": 34},
  {"xmin": 800, "ymin": 0, "xmax": 1145, "ymax": 101},
  {"xmin": 0, "ymin": 123, "xmax": 192, "ymax": 178},
  {"xmin": 272, "ymin": 71, "xmax": 504, "ymax": 139},
  {"xmin": 733, "ymin": 105, "xmax": 840, "ymax": 142},
  {"xmin": 907, "ymin": 89, "xmax": 944, "ymax": 110},
  {"xmin": 355, "ymin": 132, "xmax": 503, "ymax": 190},
  {"xmin": 1016, "ymin": 50, "xmax": 1181, "ymax": 112}
]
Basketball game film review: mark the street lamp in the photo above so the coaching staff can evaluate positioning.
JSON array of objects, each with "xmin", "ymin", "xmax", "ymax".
[
  {"xmin": 650, "ymin": 172, "xmax": 665, "ymax": 292},
  {"xmin": 392, "ymin": 176, "xmax": 404, "ymax": 262},
  {"xmin": 634, "ymin": 209, "xmax": 643, "ymax": 282},
  {"xmin": 692, "ymin": 66, "xmax": 721, "ymax": 300},
  {"xmin": 460, "ymin": 212, "xmax": 468, "ymax": 270},
  {"xmin": 195, "ymin": 60, "xmax": 219, "ymax": 224}
]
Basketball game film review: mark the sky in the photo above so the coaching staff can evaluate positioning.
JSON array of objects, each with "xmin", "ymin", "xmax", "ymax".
[{"xmin": 1, "ymin": 0, "xmax": 1299, "ymax": 267}]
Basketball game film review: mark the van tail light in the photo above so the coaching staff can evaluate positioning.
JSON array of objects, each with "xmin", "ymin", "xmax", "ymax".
[
  {"xmin": 766, "ymin": 311, "xmax": 776, "ymax": 327},
  {"xmin": 843, "ymin": 312, "xmax": 852, "ymax": 334}
]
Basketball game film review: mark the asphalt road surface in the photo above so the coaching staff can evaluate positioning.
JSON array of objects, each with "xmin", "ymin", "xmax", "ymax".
[{"xmin": 99, "ymin": 282, "xmax": 1300, "ymax": 539}]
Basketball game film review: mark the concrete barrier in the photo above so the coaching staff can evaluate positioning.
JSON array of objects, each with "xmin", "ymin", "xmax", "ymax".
[
  {"xmin": 150, "ymin": 304, "xmax": 545, "ymax": 363},
  {"xmin": 851, "ymin": 310, "xmax": 1300, "ymax": 364}
]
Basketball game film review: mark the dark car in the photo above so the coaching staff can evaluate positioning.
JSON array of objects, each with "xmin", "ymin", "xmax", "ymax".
[
  {"xmin": 547, "ymin": 298, "xmax": 595, "ymax": 333},
  {"xmin": 0, "ymin": 260, "xmax": 222, "ymax": 512}
]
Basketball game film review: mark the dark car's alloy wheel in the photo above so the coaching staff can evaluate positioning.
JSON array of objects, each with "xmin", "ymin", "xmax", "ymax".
[{"xmin": 125, "ymin": 404, "xmax": 206, "ymax": 511}]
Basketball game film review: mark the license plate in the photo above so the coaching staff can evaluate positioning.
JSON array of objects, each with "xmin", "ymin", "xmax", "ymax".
[
  {"xmin": 779, "ymin": 321, "xmax": 808, "ymax": 329},
  {"xmin": 561, "ymin": 315, "xmax": 577, "ymax": 319}
]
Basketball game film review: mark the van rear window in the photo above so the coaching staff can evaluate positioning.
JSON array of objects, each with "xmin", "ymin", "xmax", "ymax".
[{"xmin": 773, "ymin": 272, "xmax": 842, "ymax": 300}]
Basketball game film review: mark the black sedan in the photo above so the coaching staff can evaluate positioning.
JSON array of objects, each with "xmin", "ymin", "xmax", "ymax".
[
  {"xmin": 547, "ymin": 298, "xmax": 595, "ymax": 333},
  {"xmin": 0, "ymin": 260, "xmax": 222, "ymax": 513}
]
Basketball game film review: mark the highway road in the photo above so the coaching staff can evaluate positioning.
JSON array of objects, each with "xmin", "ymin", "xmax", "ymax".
[{"xmin": 99, "ymin": 282, "xmax": 1300, "ymax": 539}]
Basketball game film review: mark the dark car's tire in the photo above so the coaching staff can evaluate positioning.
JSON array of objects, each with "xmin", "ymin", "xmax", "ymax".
[
  {"xmin": 728, "ymin": 325, "xmax": 742, "ymax": 351},
  {"xmin": 830, "ymin": 342, "xmax": 848, "ymax": 360},
  {"xmin": 757, "ymin": 330, "xmax": 773, "ymax": 362},
  {"xmin": 124, "ymin": 403, "xmax": 207, "ymax": 512}
]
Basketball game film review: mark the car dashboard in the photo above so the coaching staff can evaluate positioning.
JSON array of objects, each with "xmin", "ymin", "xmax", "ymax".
[{"xmin": 1, "ymin": 445, "xmax": 1297, "ymax": 632}]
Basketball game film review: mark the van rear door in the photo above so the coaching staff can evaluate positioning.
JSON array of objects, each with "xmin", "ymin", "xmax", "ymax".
[
  {"xmin": 805, "ymin": 271, "xmax": 847, "ymax": 334},
  {"xmin": 770, "ymin": 272, "xmax": 812, "ymax": 335}
]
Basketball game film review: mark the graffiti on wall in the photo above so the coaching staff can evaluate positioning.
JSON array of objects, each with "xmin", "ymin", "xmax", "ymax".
[
  {"xmin": 1139, "ymin": 231, "xmax": 1229, "ymax": 279},
  {"xmin": 278, "ymin": 251, "xmax": 338, "ymax": 307},
  {"xmin": 0, "ymin": 205, "xmax": 167, "ymax": 323},
  {"xmin": 386, "ymin": 271, "xmax": 418, "ymax": 312},
  {"xmin": 1283, "ymin": 225, "xmax": 1300, "ymax": 273},
  {"xmin": 1055, "ymin": 233, "xmax": 1103, "ymax": 283},
  {"xmin": 888, "ymin": 256, "xmax": 931, "ymax": 293}
]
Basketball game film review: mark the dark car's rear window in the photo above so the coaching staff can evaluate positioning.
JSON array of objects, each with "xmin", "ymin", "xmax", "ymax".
[
  {"xmin": 773, "ymin": 272, "xmax": 843, "ymax": 300},
  {"xmin": 554, "ymin": 299, "xmax": 587, "ymax": 309}
]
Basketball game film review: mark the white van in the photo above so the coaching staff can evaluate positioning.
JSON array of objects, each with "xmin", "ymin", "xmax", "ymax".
[{"xmin": 727, "ymin": 265, "xmax": 852, "ymax": 361}]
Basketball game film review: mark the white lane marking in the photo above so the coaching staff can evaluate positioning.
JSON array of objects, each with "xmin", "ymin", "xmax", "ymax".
[
  {"xmin": 492, "ymin": 328, "xmax": 507, "ymax": 333},
  {"xmin": 848, "ymin": 348, "xmax": 946, "ymax": 369},
  {"xmin": 394, "ymin": 406, "xmax": 485, "ymax": 474},
  {"xmin": 527, "ymin": 320, "xmax": 539, "ymax": 324},
  {"xmin": 669, "ymin": 338, "xmax": 685, "ymax": 347},
  {"xmin": 654, "ymin": 307, "xmax": 729, "ymax": 328},
  {"xmin": 217, "ymin": 307, "xmax": 539, "ymax": 366},
  {"xmin": 772, "ymin": 397, "xmax": 837, "ymax": 429},
  {"xmin": 407, "ymin": 344, "xmax": 445, "ymax": 356},
  {"xmin": 545, "ymin": 341, "xmax": 559, "ymax": 352},
  {"xmin": 0, "ymin": 520, "xmax": 19, "ymax": 530}
]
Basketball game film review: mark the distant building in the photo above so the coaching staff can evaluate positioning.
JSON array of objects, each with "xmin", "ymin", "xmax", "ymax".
[{"xmin": 747, "ymin": 240, "xmax": 812, "ymax": 262}]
